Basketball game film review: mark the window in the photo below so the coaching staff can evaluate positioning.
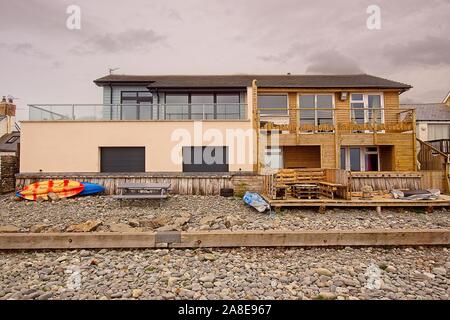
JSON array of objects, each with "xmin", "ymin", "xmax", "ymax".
[
  {"xmin": 258, "ymin": 95, "xmax": 288, "ymax": 116},
  {"xmin": 120, "ymin": 91, "xmax": 152, "ymax": 120},
  {"xmin": 299, "ymin": 94, "xmax": 334, "ymax": 132},
  {"xmin": 164, "ymin": 92, "xmax": 241, "ymax": 120},
  {"xmin": 100, "ymin": 147, "xmax": 145, "ymax": 172},
  {"xmin": 428, "ymin": 124, "xmax": 450, "ymax": 141},
  {"xmin": 350, "ymin": 93, "xmax": 384, "ymax": 127},
  {"xmin": 340, "ymin": 146, "xmax": 380, "ymax": 171},
  {"xmin": 263, "ymin": 147, "xmax": 283, "ymax": 169},
  {"xmin": 182, "ymin": 146, "xmax": 229, "ymax": 172},
  {"xmin": 216, "ymin": 94, "xmax": 240, "ymax": 119},
  {"xmin": 165, "ymin": 94, "xmax": 189, "ymax": 120},
  {"xmin": 191, "ymin": 94, "xmax": 214, "ymax": 120},
  {"xmin": 5, "ymin": 136, "xmax": 19, "ymax": 144}
]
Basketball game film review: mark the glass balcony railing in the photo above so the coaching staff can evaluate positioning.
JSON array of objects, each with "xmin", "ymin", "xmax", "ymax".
[{"xmin": 28, "ymin": 104, "xmax": 247, "ymax": 121}]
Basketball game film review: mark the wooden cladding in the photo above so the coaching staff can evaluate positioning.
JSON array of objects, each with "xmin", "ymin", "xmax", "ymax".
[{"xmin": 283, "ymin": 146, "xmax": 321, "ymax": 169}]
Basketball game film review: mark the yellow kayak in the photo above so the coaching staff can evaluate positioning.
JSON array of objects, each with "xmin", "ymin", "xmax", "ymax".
[{"xmin": 17, "ymin": 180, "xmax": 85, "ymax": 201}]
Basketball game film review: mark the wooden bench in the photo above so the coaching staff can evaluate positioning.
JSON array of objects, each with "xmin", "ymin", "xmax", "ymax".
[
  {"xmin": 318, "ymin": 181, "xmax": 346, "ymax": 199},
  {"xmin": 113, "ymin": 182, "xmax": 171, "ymax": 206}
]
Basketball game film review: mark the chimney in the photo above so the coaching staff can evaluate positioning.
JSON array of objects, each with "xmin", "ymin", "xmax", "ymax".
[{"xmin": 0, "ymin": 96, "xmax": 17, "ymax": 135}]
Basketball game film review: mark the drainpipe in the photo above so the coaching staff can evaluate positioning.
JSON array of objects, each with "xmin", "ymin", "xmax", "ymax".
[{"xmin": 109, "ymin": 82, "xmax": 113, "ymax": 120}]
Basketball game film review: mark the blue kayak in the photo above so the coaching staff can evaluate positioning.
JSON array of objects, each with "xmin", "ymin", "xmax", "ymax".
[{"xmin": 79, "ymin": 182, "xmax": 105, "ymax": 196}]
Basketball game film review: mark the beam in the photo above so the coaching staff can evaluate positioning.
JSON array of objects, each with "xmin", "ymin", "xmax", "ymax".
[{"xmin": 0, "ymin": 229, "xmax": 448, "ymax": 250}]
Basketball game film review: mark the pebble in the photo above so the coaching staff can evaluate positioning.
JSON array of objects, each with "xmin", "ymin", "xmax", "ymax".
[
  {"xmin": 1, "ymin": 195, "xmax": 449, "ymax": 232},
  {"xmin": 0, "ymin": 247, "xmax": 446, "ymax": 300}
]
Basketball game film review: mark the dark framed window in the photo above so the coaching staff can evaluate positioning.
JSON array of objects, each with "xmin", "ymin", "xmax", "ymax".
[
  {"xmin": 120, "ymin": 91, "xmax": 153, "ymax": 120},
  {"xmin": 5, "ymin": 136, "xmax": 19, "ymax": 144},
  {"xmin": 182, "ymin": 146, "xmax": 229, "ymax": 172},
  {"xmin": 164, "ymin": 92, "xmax": 241, "ymax": 120},
  {"xmin": 100, "ymin": 147, "xmax": 145, "ymax": 172},
  {"xmin": 258, "ymin": 95, "xmax": 288, "ymax": 116}
]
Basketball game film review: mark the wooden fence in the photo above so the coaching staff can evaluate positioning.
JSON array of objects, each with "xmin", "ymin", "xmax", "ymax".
[{"xmin": 15, "ymin": 172, "xmax": 263, "ymax": 196}]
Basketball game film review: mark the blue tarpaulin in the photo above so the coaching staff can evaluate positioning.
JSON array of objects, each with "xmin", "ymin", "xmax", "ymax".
[{"xmin": 243, "ymin": 191, "xmax": 270, "ymax": 213}]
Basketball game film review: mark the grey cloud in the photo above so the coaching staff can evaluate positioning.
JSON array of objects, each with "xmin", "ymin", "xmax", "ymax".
[
  {"xmin": 258, "ymin": 42, "xmax": 308, "ymax": 63},
  {"xmin": 0, "ymin": 42, "xmax": 52, "ymax": 59},
  {"xmin": 305, "ymin": 50, "xmax": 363, "ymax": 74},
  {"xmin": 71, "ymin": 29, "xmax": 167, "ymax": 55},
  {"xmin": 384, "ymin": 36, "xmax": 450, "ymax": 66}
]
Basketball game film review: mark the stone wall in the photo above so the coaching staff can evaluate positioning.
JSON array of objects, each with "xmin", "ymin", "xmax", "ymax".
[{"xmin": 0, "ymin": 155, "xmax": 18, "ymax": 193}]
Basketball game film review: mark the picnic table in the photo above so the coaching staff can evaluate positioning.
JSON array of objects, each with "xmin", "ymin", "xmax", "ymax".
[{"xmin": 113, "ymin": 182, "xmax": 171, "ymax": 205}]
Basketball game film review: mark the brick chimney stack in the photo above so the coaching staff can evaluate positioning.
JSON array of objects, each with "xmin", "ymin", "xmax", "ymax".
[{"xmin": 0, "ymin": 96, "xmax": 17, "ymax": 135}]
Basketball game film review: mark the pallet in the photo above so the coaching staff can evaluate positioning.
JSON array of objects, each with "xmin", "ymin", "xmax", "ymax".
[{"xmin": 292, "ymin": 184, "xmax": 320, "ymax": 199}]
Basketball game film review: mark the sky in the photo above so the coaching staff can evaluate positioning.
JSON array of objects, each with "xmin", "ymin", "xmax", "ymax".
[{"xmin": 0, "ymin": 0, "xmax": 449, "ymax": 120}]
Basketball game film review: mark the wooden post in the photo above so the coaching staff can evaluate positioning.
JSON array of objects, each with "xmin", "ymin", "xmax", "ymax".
[{"xmin": 412, "ymin": 109, "xmax": 418, "ymax": 171}]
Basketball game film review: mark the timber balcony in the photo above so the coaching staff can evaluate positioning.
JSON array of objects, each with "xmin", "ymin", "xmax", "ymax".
[
  {"xmin": 258, "ymin": 108, "xmax": 416, "ymax": 134},
  {"xmin": 28, "ymin": 103, "xmax": 247, "ymax": 121}
]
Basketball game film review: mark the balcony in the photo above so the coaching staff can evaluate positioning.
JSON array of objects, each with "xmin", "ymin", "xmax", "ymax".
[
  {"xmin": 258, "ymin": 108, "xmax": 415, "ymax": 134},
  {"xmin": 28, "ymin": 103, "xmax": 247, "ymax": 121}
]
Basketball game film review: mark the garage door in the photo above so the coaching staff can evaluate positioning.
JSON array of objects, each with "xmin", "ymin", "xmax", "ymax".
[
  {"xmin": 100, "ymin": 147, "xmax": 145, "ymax": 172},
  {"xmin": 182, "ymin": 146, "xmax": 229, "ymax": 172}
]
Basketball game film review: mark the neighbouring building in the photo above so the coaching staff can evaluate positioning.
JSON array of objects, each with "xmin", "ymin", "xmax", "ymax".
[
  {"xmin": 402, "ymin": 90, "xmax": 450, "ymax": 154},
  {"xmin": 0, "ymin": 97, "xmax": 19, "ymax": 193},
  {"xmin": 21, "ymin": 74, "xmax": 416, "ymax": 174}
]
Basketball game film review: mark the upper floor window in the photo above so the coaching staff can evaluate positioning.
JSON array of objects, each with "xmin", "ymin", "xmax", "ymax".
[
  {"xmin": 120, "ymin": 91, "xmax": 153, "ymax": 120},
  {"xmin": 350, "ymin": 93, "xmax": 383, "ymax": 125},
  {"xmin": 165, "ymin": 92, "xmax": 241, "ymax": 120},
  {"xmin": 299, "ymin": 94, "xmax": 334, "ymax": 132},
  {"xmin": 258, "ymin": 95, "xmax": 288, "ymax": 116}
]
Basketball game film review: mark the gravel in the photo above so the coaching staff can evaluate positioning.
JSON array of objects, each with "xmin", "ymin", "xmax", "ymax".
[
  {"xmin": 0, "ymin": 247, "xmax": 448, "ymax": 300},
  {"xmin": 0, "ymin": 194, "xmax": 449, "ymax": 232}
]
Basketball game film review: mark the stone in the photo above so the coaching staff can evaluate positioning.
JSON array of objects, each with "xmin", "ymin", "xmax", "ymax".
[
  {"xmin": 385, "ymin": 266, "xmax": 397, "ymax": 273},
  {"xmin": 30, "ymin": 224, "xmax": 48, "ymax": 233},
  {"xmin": 109, "ymin": 223, "xmax": 136, "ymax": 233},
  {"xmin": 140, "ymin": 217, "xmax": 169, "ymax": 229},
  {"xmin": 432, "ymin": 267, "xmax": 446, "ymax": 275},
  {"xmin": 47, "ymin": 192, "xmax": 60, "ymax": 202},
  {"xmin": 156, "ymin": 225, "xmax": 178, "ymax": 232},
  {"xmin": 199, "ymin": 216, "xmax": 216, "ymax": 226},
  {"xmin": 128, "ymin": 219, "xmax": 140, "ymax": 227},
  {"xmin": 173, "ymin": 215, "xmax": 191, "ymax": 226},
  {"xmin": 199, "ymin": 274, "xmax": 215, "ymax": 282},
  {"xmin": 224, "ymin": 216, "xmax": 243, "ymax": 228},
  {"xmin": 66, "ymin": 220, "xmax": 102, "ymax": 232},
  {"xmin": 132, "ymin": 289, "xmax": 143, "ymax": 298},
  {"xmin": 201, "ymin": 253, "xmax": 216, "ymax": 261},
  {"xmin": 0, "ymin": 225, "xmax": 20, "ymax": 233},
  {"xmin": 316, "ymin": 292, "xmax": 336, "ymax": 300},
  {"xmin": 316, "ymin": 268, "xmax": 333, "ymax": 277}
]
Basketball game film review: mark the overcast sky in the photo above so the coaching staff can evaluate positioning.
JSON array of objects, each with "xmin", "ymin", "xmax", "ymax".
[{"xmin": 1, "ymin": 0, "xmax": 449, "ymax": 120}]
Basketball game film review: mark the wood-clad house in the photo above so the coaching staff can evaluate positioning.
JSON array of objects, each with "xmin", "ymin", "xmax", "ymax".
[
  {"xmin": 254, "ymin": 75, "xmax": 415, "ymax": 173},
  {"xmin": 20, "ymin": 74, "xmax": 416, "ymax": 175}
]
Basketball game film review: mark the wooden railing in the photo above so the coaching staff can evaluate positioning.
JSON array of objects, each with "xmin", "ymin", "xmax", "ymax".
[
  {"xmin": 258, "ymin": 108, "xmax": 415, "ymax": 134},
  {"xmin": 428, "ymin": 139, "xmax": 450, "ymax": 154},
  {"xmin": 417, "ymin": 139, "xmax": 449, "ymax": 170}
]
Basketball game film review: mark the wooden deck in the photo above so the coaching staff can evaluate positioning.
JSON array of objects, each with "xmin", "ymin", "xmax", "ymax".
[{"xmin": 262, "ymin": 193, "xmax": 450, "ymax": 208}]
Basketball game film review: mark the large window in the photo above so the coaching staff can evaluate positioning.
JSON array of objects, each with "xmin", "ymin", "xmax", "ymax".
[
  {"xmin": 165, "ymin": 94, "xmax": 189, "ymax": 120},
  {"xmin": 120, "ymin": 91, "xmax": 152, "ymax": 120},
  {"xmin": 216, "ymin": 94, "xmax": 240, "ymax": 119},
  {"xmin": 258, "ymin": 95, "xmax": 288, "ymax": 116},
  {"xmin": 340, "ymin": 146, "xmax": 380, "ymax": 171},
  {"xmin": 428, "ymin": 124, "xmax": 450, "ymax": 141},
  {"xmin": 299, "ymin": 94, "xmax": 334, "ymax": 132},
  {"xmin": 165, "ymin": 92, "xmax": 241, "ymax": 120},
  {"xmin": 350, "ymin": 93, "xmax": 384, "ymax": 126}
]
